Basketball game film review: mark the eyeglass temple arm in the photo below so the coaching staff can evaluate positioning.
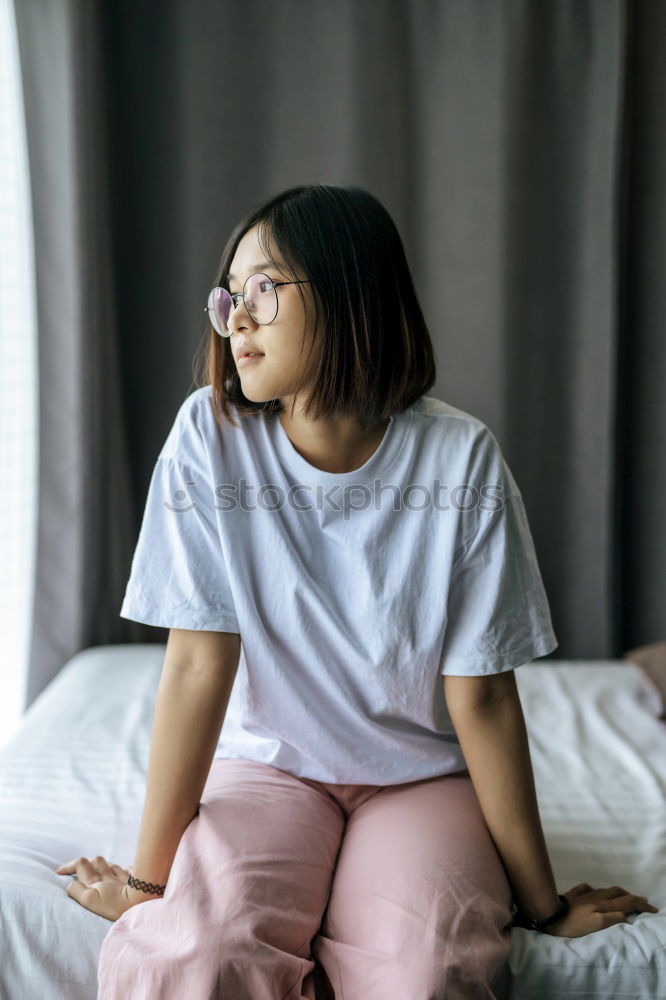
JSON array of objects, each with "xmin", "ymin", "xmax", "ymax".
[{"xmin": 203, "ymin": 278, "xmax": 311, "ymax": 312}]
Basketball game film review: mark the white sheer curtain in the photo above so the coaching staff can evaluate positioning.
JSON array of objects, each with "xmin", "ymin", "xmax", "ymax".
[{"xmin": 0, "ymin": 0, "xmax": 38, "ymax": 752}]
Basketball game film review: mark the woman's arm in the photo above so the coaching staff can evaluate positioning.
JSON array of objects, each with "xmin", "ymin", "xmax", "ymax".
[
  {"xmin": 126, "ymin": 629, "xmax": 241, "ymax": 904},
  {"xmin": 443, "ymin": 671, "xmax": 560, "ymax": 921}
]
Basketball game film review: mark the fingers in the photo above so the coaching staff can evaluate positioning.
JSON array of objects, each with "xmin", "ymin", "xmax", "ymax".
[
  {"xmin": 597, "ymin": 885, "xmax": 631, "ymax": 899},
  {"xmin": 65, "ymin": 877, "xmax": 93, "ymax": 904},
  {"xmin": 70, "ymin": 858, "xmax": 98, "ymax": 885},
  {"xmin": 90, "ymin": 856, "xmax": 116, "ymax": 876},
  {"xmin": 55, "ymin": 855, "xmax": 117, "ymax": 883},
  {"xmin": 568, "ymin": 883, "xmax": 594, "ymax": 896},
  {"xmin": 596, "ymin": 893, "xmax": 657, "ymax": 914},
  {"xmin": 55, "ymin": 859, "xmax": 76, "ymax": 874},
  {"xmin": 569, "ymin": 884, "xmax": 659, "ymax": 916}
]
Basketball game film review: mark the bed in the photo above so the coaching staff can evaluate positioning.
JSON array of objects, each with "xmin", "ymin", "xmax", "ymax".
[{"xmin": 0, "ymin": 644, "xmax": 664, "ymax": 999}]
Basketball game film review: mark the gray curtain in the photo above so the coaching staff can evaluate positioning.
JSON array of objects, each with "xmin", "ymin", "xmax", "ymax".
[{"xmin": 14, "ymin": 0, "xmax": 666, "ymax": 709}]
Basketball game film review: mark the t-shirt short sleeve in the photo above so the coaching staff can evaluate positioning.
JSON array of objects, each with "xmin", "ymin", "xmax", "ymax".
[
  {"xmin": 438, "ymin": 427, "xmax": 558, "ymax": 676},
  {"xmin": 119, "ymin": 393, "xmax": 240, "ymax": 633}
]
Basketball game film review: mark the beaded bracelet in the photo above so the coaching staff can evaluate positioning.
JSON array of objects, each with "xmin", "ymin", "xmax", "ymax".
[{"xmin": 127, "ymin": 873, "xmax": 167, "ymax": 897}]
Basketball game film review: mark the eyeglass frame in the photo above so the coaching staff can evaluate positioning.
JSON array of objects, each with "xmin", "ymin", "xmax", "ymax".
[{"xmin": 204, "ymin": 274, "xmax": 312, "ymax": 338}]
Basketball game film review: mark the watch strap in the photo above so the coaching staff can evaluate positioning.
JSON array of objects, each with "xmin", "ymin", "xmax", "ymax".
[{"xmin": 512, "ymin": 893, "xmax": 570, "ymax": 931}]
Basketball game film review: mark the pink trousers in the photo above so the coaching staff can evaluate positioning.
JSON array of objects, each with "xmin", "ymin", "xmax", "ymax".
[{"xmin": 97, "ymin": 758, "xmax": 514, "ymax": 999}]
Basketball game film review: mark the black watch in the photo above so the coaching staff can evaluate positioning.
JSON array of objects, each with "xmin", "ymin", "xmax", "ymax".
[{"xmin": 512, "ymin": 893, "xmax": 570, "ymax": 931}]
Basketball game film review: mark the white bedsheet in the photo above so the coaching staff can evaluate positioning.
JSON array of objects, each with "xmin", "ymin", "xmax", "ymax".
[
  {"xmin": 0, "ymin": 646, "xmax": 664, "ymax": 1000},
  {"xmin": 494, "ymin": 661, "xmax": 666, "ymax": 999}
]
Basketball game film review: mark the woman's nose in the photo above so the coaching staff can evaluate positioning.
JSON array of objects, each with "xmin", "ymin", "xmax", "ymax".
[{"xmin": 227, "ymin": 299, "xmax": 258, "ymax": 336}]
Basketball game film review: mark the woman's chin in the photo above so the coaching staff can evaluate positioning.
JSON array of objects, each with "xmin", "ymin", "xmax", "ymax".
[
  {"xmin": 238, "ymin": 371, "xmax": 298, "ymax": 404},
  {"xmin": 238, "ymin": 379, "xmax": 277, "ymax": 404}
]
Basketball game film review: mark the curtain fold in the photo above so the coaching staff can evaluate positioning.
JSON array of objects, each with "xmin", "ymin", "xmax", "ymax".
[
  {"xmin": 14, "ymin": 0, "xmax": 148, "ymax": 710},
  {"xmin": 13, "ymin": 0, "xmax": 665, "ymax": 708}
]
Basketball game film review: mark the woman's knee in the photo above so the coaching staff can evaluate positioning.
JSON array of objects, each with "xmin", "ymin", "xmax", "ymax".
[{"xmin": 216, "ymin": 930, "xmax": 311, "ymax": 1000}]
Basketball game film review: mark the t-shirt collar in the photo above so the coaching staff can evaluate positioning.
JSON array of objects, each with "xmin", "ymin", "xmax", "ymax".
[{"xmin": 267, "ymin": 407, "xmax": 411, "ymax": 488}]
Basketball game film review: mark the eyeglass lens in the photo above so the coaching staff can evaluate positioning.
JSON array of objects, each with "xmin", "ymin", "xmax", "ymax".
[{"xmin": 207, "ymin": 273, "xmax": 277, "ymax": 336}]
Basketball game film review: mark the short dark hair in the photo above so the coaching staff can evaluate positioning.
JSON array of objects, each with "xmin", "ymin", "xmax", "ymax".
[{"xmin": 192, "ymin": 183, "xmax": 436, "ymax": 429}]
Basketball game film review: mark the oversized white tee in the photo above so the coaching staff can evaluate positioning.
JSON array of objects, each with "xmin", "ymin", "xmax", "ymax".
[{"xmin": 120, "ymin": 386, "xmax": 558, "ymax": 784}]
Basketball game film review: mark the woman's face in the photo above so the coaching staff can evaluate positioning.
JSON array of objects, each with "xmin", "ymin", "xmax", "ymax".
[{"xmin": 224, "ymin": 225, "xmax": 317, "ymax": 407}]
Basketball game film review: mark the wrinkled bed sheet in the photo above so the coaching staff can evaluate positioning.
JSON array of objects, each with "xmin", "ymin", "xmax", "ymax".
[{"xmin": 0, "ymin": 646, "xmax": 664, "ymax": 1000}]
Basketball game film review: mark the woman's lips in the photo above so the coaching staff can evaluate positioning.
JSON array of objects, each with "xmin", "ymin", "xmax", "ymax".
[{"xmin": 237, "ymin": 353, "xmax": 265, "ymax": 367}]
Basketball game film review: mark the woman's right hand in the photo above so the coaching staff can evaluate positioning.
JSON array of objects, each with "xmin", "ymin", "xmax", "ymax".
[
  {"xmin": 55, "ymin": 856, "xmax": 161, "ymax": 922},
  {"xmin": 541, "ymin": 883, "xmax": 660, "ymax": 938}
]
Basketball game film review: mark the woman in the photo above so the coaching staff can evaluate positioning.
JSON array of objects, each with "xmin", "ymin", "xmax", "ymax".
[{"xmin": 56, "ymin": 184, "xmax": 659, "ymax": 999}]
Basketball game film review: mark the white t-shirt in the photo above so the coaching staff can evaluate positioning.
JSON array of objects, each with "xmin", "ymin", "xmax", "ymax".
[{"xmin": 120, "ymin": 386, "xmax": 558, "ymax": 784}]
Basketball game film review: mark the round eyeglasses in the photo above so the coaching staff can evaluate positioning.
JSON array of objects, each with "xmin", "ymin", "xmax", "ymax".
[{"xmin": 204, "ymin": 273, "xmax": 312, "ymax": 338}]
